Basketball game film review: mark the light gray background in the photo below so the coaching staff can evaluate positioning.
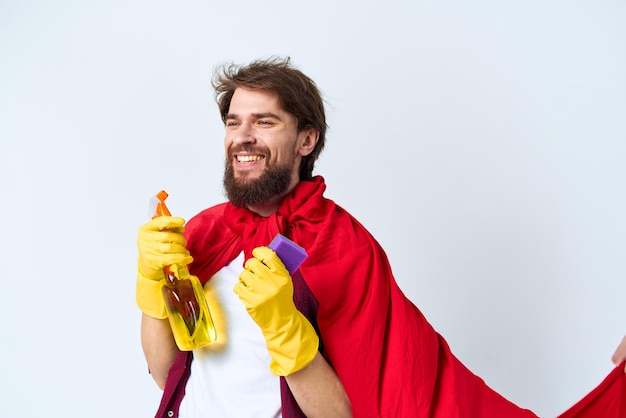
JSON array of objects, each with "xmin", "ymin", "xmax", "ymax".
[{"xmin": 1, "ymin": 1, "xmax": 625, "ymax": 417}]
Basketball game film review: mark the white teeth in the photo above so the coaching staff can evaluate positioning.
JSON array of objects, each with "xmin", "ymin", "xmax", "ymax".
[{"xmin": 237, "ymin": 155, "xmax": 262, "ymax": 162}]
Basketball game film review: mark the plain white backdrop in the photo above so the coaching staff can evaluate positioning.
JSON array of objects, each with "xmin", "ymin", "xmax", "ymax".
[{"xmin": 1, "ymin": 1, "xmax": 625, "ymax": 417}]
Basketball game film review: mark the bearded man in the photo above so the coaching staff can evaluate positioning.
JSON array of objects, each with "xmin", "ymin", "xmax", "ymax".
[{"xmin": 135, "ymin": 57, "xmax": 623, "ymax": 418}]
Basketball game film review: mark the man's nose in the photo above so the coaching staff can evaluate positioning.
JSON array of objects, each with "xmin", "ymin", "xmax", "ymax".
[{"xmin": 232, "ymin": 122, "xmax": 256, "ymax": 145}]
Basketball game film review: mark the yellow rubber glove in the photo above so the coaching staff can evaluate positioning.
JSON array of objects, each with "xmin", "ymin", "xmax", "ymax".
[
  {"xmin": 136, "ymin": 216, "xmax": 193, "ymax": 318},
  {"xmin": 234, "ymin": 246, "xmax": 319, "ymax": 376}
]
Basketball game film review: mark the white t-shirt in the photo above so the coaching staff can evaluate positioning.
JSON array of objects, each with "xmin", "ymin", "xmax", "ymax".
[{"xmin": 178, "ymin": 252, "xmax": 281, "ymax": 417}]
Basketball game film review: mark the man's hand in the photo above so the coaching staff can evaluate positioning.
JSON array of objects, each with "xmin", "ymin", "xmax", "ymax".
[
  {"xmin": 136, "ymin": 216, "xmax": 193, "ymax": 318},
  {"xmin": 234, "ymin": 246, "xmax": 319, "ymax": 376},
  {"xmin": 611, "ymin": 335, "xmax": 626, "ymax": 372}
]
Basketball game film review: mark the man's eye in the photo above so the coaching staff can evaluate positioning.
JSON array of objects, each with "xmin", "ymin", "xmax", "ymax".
[
  {"xmin": 226, "ymin": 121, "xmax": 239, "ymax": 127},
  {"xmin": 258, "ymin": 120, "xmax": 273, "ymax": 125}
]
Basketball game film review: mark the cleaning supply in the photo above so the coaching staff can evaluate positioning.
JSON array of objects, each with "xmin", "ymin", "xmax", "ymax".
[
  {"xmin": 151, "ymin": 190, "xmax": 216, "ymax": 351},
  {"xmin": 268, "ymin": 234, "xmax": 308, "ymax": 274}
]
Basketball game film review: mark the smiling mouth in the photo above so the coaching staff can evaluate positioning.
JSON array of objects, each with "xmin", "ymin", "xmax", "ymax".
[{"xmin": 236, "ymin": 155, "xmax": 263, "ymax": 163}]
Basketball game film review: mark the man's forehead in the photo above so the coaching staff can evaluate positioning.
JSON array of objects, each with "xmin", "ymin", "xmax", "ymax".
[{"xmin": 228, "ymin": 87, "xmax": 293, "ymax": 119}]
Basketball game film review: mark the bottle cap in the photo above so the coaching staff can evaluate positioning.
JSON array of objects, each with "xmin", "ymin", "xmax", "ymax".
[{"xmin": 150, "ymin": 190, "xmax": 172, "ymax": 218}]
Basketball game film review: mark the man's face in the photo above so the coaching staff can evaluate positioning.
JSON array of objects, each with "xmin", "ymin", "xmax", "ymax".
[{"xmin": 222, "ymin": 88, "xmax": 309, "ymax": 207}]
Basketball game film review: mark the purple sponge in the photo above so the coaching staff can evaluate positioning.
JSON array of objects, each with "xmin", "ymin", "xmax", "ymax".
[{"xmin": 268, "ymin": 234, "xmax": 308, "ymax": 274}]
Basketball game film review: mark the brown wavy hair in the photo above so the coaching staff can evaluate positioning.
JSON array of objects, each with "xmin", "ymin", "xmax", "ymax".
[{"xmin": 212, "ymin": 57, "xmax": 327, "ymax": 180}]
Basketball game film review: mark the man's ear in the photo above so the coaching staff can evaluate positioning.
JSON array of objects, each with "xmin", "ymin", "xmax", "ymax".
[{"xmin": 298, "ymin": 128, "xmax": 320, "ymax": 157}]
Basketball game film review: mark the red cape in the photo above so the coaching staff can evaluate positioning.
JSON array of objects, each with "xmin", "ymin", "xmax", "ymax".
[
  {"xmin": 185, "ymin": 177, "xmax": 534, "ymax": 416},
  {"xmin": 183, "ymin": 176, "xmax": 622, "ymax": 417}
]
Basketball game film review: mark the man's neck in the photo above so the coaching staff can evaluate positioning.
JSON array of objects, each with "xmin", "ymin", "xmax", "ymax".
[
  {"xmin": 247, "ymin": 195, "xmax": 284, "ymax": 217},
  {"xmin": 246, "ymin": 178, "xmax": 300, "ymax": 217}
]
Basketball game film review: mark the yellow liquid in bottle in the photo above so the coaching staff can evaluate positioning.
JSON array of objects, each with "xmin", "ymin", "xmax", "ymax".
[{"xmin": 162, "ymin": 273, "xmax": 217, "ymax": 351}]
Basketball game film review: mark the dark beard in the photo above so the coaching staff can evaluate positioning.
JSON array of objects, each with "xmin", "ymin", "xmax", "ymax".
[{"xmin": 223, "ymin": 161, "xmax": 294, "ymax": 207}]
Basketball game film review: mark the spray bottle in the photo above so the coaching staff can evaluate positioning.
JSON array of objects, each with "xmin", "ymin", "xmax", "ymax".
[{"xmin": 151, "ymin": 190, "xmax": 217, "ymax": 351}]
